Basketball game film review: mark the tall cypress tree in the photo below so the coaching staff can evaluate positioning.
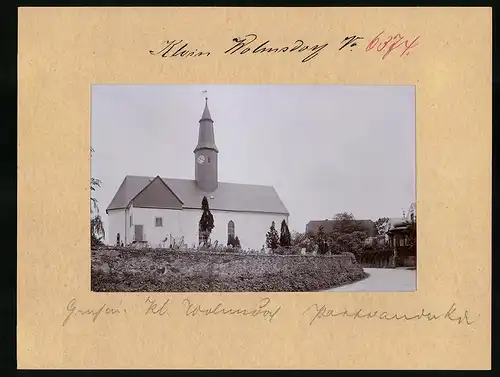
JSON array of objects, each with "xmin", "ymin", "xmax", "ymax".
[
  {"xmin": 199, "ymin": 196, "xmax": 214, "ymax": 245},
  {"xmin": 280, "ymin": 219, "xmax": 291, "ymax": 247}
]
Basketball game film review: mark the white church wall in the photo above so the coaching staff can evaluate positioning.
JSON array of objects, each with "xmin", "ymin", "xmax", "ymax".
[
  {"xmin": 107, "ymin": 207, "xmax": 288, "ymax": 249},
  {"xmin": 108, "ymin": 206, "xmax": 288, "ymax": 250},
  {"xmin": 131, "ymin": 207, "xmax": 184, "ymax": 247},
  {"xmin": 107, "ymin": 209, "xmax": 125, "ymax": 246},
  {"xmin": 107, "ymin": 204, "xmax": 134, "ymax": 245},
  {"xmin": 182, "ymin": 208, "xmax": 288, "ymax": 250},
  {"xmin": 125, "ymin": 204, "xmax": 133, "ymax": 244}
]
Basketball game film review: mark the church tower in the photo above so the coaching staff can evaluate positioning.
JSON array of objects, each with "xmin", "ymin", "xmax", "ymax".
[{"xmin": 194, "ymin": 97, "xmax": 219, "ymax": 192}]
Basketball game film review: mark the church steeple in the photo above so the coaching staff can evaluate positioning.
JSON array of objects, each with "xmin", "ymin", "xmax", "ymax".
[
  {"xmin": 194, "ymin": 96, "xmax": 219, "ymax": 192},
  {"xmin": 194, "ymin": 97, "xmax": 219, "ymax": 153}
]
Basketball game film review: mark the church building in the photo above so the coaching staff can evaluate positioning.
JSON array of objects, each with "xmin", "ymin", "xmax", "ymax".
[{"xmin": 106, "ymin": 98, "xmax": 289, "ymax": 250}]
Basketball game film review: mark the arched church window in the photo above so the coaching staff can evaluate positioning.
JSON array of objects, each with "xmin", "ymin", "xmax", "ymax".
[{"xmin": 228, "ymin": 220, "xmax": 235, "ymax": 237}]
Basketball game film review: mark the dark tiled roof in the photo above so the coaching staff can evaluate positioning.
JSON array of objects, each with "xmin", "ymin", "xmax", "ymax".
[
  {"xmin": 106, "ymin": 175, "xmax": 289, "ymax": 215},
  {"xmin": 306, "ymin": 219, "xmax": 377, "ymax": 237}
]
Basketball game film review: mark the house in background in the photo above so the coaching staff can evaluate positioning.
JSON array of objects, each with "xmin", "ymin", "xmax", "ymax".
[
  {"xmin": 386, "ymin": 203, "xmax": 416, "ymax": 267},
  {"xmin": 106, "ymin": 98, "xmax": 289, "ymax": 250},
  {"xmin": 384, "ymin": 203, "xmax": 416, "ymax": 245},
  {"xmin": 383, "ymin": 217, "xmax": 406, "ymax": 243}
]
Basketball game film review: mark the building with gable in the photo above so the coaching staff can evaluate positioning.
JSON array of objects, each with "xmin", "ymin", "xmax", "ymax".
[
  {"xmin": 106, "ymin": 98, "xmax": 289, "ymax": 250},
  {"xmin": 305, "ymin": 219, "xmax": 378, "ymax": 237}
]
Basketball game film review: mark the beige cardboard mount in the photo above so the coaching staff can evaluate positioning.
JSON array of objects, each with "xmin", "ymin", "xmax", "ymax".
[{"xmin": 18, "ymin": 7, "xmax": 491, "ymax": 370}]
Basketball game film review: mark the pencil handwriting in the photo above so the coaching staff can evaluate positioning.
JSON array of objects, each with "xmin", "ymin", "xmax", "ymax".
[
  {"xmin": 302, "ymin": 302, "xmax": 474, "ymax": 326},
  {"xmin": 62, "ymin": 298, "xmax": 126, "ymax": 327},
  {"xmin": 182, "ymin": 297, "xmax": 281, "ymax": 322},
  {"xmin": 144, "ymin": 296, "xmax": 172, "ymax": 316}
]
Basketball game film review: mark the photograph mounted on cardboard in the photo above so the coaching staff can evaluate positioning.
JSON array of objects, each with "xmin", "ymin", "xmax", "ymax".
[{"xmin": 90, "ymin": 85, "xmax": 416, "ymax": 292}]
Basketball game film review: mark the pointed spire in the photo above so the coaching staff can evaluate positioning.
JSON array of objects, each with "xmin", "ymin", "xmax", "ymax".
[
  {"xmin": 200, "ymin": 96, "xmax": 212, "ymax": 121},
  {"xmin": 194, "ymin": 96, "xmax": 218, "ymax": 153}
]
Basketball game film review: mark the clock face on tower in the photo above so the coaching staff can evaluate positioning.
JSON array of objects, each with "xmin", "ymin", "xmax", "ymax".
[{"xmin": 197, "ymin": 155, "xmax": 206, "ymax": 164}]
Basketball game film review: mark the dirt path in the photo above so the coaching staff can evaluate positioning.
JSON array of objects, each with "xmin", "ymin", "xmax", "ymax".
[{"xmin": 325, "ymin": 268, "xmax": 416, "ymax": 292}]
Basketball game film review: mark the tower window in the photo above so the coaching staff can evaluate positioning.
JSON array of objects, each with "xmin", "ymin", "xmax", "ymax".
[
  {"xmin": 155, "ymin": 217, "xmax": 163, "ymax": 227},
  {"xmin": 207, "ymin": 157, "xmax": 211, "ymax": 163}
]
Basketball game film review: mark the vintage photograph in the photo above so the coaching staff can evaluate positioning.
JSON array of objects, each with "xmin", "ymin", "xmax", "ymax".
[{"xmin": 90, "ymin": 85, "xmax": 416, "ymax": 292}]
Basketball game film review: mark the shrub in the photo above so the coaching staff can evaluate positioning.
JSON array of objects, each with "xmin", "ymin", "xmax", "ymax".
[
  {"xmin": 91, "ymin": 233, "xmax": 104, "ymax": 248},
  {"xmin": 227, "ymin": 234, "xmax": 241, "ymax": 248},
  {"xmin": 291, "ymin": 231, "xmax": 316, "ymax": 253}
]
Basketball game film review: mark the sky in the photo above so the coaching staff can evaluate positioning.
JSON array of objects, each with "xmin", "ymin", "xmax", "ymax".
[{"xmin": 91, "ymin": 85, "xmax": 415, "ymax": 239}]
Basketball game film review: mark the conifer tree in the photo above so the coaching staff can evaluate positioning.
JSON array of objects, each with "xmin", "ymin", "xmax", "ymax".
[
  {"xmin": 199, "ymin": 196, "xmax": 214, "ymax": 245},
  {"xmin": 280, "ymin": 219, "xmax": 291, "ymax": 247},
  {"xmin": 316, "ymin": 225, "xmax": 329, "ymax": 254},
  {"xmin": 266, "ymin": 221, "xmax": 279, "ymax": 250}
]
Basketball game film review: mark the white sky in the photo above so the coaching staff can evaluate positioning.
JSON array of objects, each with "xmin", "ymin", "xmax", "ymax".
[{"xmin": 91, "ymin": 85, "xmax": 415, "ymax": 238}]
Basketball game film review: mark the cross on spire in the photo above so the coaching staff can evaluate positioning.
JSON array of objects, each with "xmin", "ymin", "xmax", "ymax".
[{"xmin": 200, "ymin": 90, "xmax": 212, "ymax": 121}]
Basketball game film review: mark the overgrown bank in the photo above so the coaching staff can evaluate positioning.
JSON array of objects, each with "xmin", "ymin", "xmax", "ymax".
[{"xmin": 91, "ymin": 249, "xmax": 367, "ymax": 292}]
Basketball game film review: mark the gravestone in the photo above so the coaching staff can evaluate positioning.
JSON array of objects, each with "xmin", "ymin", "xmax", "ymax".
[
  {"xmin": 100, "ymin": 263, "xmax": 110, "ymax": 274},
  {"xmin": 301, "ymin": 248, "xmax": 306, "ymax": 255},
  {"xmin": 108, "ymin": 249, "xmax": 120, "ymax": 257}
]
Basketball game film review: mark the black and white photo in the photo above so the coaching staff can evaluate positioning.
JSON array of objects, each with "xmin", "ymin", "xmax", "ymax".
[{"xmin": 90, "ymin": 85, "xmax": 416, "ymax": 292}]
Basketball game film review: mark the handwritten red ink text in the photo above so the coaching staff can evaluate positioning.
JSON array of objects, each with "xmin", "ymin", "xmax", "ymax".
[{"xmin": 366, "ymin": 31, "xmax": 420, "ymax": 60}]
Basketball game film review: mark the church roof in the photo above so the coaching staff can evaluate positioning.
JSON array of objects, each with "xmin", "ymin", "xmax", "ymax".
[{"xmin": 106, "ymin": 175, "xmax": 289, "ymax": 215}]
